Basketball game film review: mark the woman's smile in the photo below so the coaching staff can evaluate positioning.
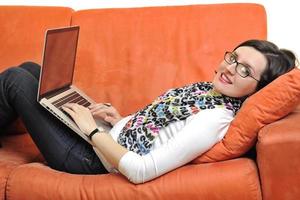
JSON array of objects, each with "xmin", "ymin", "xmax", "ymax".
[{"xmin": 219, "ymin": 73, "xmax": 233, "ymax": 84}]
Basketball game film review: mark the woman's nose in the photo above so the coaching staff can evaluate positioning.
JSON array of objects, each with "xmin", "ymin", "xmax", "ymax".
[{"xmin": 224, "ymin": 63, "xmax": 236, "ymax": 75}]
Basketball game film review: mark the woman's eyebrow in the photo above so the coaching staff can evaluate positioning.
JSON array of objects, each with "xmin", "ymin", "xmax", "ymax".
[{"xmin": 233, "ymin": 52, "xmax": 256, "ymax": 74}]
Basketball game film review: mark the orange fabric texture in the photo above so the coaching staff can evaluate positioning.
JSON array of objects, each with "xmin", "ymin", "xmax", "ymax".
[
  {"xmin": 0, "ymin": 134, "xmax": 42, "ymax": 200},
  {"xmin": 0, "ymin": 6, "xmax": 73, "ymax": 71},
  {"xmin": 195, "ymin": 68, "xmax": 300, "ymax": 163},
  {"xmin": 71, "ymin": 4, "xmax": 267, "ymax": 116},
  {"xmin": 257, "ymin": 110, "xmax": 300, "ymax": 200},
  {"xmin": 7, "ymin": 158, "xmax": 261, "ymax": 200}
]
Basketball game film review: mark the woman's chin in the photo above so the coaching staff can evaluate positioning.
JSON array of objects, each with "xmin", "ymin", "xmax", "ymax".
[
  {"xmin": 213, "ymin": 82, "xmax": 235, "ymax": 97},
  {"xmin": 212, "ymin": 80, "xmax": 226, "ymax": 94}
]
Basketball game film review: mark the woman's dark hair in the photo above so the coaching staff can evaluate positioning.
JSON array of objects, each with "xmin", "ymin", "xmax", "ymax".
[{"xmin": 234, "ymin": 39, "xmax": 296, "ymax": 91}]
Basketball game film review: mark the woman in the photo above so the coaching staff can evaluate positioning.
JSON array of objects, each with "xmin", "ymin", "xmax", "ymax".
[{"xmin": 0, "ymin": 40, "xmax": 296, "ymax": 183}]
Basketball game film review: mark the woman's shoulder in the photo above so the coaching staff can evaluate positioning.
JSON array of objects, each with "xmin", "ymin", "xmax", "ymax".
[{"xmin": 187, "ymin": 107, "xmax": 234, "ymax": 123}]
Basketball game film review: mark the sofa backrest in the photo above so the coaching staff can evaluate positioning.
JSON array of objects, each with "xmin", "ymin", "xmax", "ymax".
[
  {"xmin": 0, "ymin": 4, "xmax": 267, "ymax": 116},
  {"xmin": 0, "ymin": 6, "xmax": 73, "ymax": 70},
  {"xmin": 71, "ymin": 3, "xmax": 267, "ymax": 115}
]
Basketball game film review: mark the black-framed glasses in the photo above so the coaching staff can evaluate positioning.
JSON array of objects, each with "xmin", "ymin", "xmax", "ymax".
[{"xmin": 224, "ymin": 51, "xmax": 259, "ymax": 82}]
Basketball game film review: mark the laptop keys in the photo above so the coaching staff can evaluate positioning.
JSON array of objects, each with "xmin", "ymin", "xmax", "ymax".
[{"xmin": 53, "ymin": 91, "xmax": 91, "ymax": 111}]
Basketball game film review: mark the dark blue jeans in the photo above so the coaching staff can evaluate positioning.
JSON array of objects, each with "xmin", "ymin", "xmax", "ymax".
[{"xmin": 0, "ymin": 62, "xmax": 108, "ymax": 174}]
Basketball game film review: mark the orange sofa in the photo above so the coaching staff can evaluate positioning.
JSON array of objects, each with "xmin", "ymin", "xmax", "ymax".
[{"xmin": 0, "ymin": 4, "xmax": 299, "ymax": 200}]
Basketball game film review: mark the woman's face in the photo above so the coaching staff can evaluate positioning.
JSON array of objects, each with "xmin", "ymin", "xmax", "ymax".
[{"xmin": 212, "ymin": 46, "xmax": 267, "ymax": 98}]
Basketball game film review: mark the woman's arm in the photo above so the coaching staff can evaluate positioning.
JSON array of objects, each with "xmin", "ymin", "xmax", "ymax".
[
  {"xmin": 117, "ymin": 108, "xmax": 234, "ymax": 184},
  {"xmin": 90, "ymin": 129, "xmax": 128, "ymax": 168},
  {"xmin": 62, "ymin": 103, "xmax": 128, "ymax": 168},
  {"xmin": 62, "ymin": 103, "xmax": 233, "ymax": 184}
]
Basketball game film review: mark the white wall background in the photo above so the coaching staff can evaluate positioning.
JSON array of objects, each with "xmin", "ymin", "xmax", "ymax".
[{"xmin": 1, "ymin": 0, "xmax": 299, "ymax": 58}]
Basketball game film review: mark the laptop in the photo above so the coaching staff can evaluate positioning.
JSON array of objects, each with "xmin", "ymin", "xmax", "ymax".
[{"xmin": 37, "ymin": 26, "xmax": 111, "ymax": 144}]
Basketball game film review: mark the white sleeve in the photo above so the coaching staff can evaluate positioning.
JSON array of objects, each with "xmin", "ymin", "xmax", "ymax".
[{"xmin": 117, "ymin": 108, "xmax": 234, "ymax": 184}]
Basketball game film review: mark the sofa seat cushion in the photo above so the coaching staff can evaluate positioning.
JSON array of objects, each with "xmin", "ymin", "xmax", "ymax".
[
  {"xmin": 0, "ymin": 133, "xmax": 43, "ymax": 200},
  {"xmin": 6, "ymin": 158, "xmax": 261, "ymax": 200}
]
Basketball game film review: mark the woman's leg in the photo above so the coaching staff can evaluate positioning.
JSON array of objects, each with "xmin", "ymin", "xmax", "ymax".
[
  {"xmin": 19, "ymin": 61, "xmax": 41, "ymax": 80},
  {"xmin": 0, "ymin": 62, "xmax": 41, "ymax": 130},
  {"xmin": 0, "ymin": 62, "xmax": 108, "ymax": 174},
  {"xmin": 0, "ymin": 62, "xmax": 42, "ymax": 133}
]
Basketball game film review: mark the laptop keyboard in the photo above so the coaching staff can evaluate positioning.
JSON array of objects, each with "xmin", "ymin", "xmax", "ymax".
[{"xmin": 53, "ymin": 91, "xmax": 91, "ymax": 111}]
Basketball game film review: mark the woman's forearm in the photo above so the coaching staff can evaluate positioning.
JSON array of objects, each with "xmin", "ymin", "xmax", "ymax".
[{"xmin": 91, "ymin": 131, "xmax": 129, "ymax": 168}]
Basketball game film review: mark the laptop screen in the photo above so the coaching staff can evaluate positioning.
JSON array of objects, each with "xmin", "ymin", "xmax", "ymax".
[{"xmin": 38, "ymin": 26, "xmax": 79, "ymax": 99}]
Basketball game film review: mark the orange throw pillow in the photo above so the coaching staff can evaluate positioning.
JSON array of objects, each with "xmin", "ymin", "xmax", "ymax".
[{"xmin": 193, "ymin": 68, "xmax": 300, "ymax": 163}]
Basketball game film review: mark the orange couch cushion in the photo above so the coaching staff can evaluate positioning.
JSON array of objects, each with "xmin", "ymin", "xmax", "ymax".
[
  {"xmin": 0, "ymin": 134, "xmax": 43, "ymax": 200},
  {"xmin": 195, "ymin": 68, "xmax": 300, "ymax": 163},
  {"xmin": 0, "ymin": 6, "xmax": 73, "ymax": 71},
  {"xmin": 71, "ymin": 4, "xmax": 266, "ymax": 116},
  {"xmin": 6, "ymin": 158, "xmax": 261, "ymax": 200}
]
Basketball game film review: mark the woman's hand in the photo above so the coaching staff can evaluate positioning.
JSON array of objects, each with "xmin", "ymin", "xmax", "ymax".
[
  {"xmin": 88, "ymin": 103, "xmax": 123, "ymax": 126},
  {"xmin": 62, "ymin": 103, "xmax": 97, "ymax": 135},
  {"xmin": 62, "ymin": 103, "xmax": 129, "ymax": 170}
]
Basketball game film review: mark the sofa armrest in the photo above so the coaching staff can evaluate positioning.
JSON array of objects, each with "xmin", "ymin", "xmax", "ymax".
[{"xmin": 257, "ymin": 108, "xmax": 300, "ymax": 200}]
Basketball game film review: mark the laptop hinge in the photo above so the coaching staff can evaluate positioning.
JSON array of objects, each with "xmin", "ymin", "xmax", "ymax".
[{"xmin": 41, "ymin": 85, "xmax": 71, "ymax": 100}]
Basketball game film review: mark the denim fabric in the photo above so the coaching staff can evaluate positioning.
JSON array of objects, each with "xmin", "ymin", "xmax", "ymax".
[{"xmin": 0, "ymin": 62, "xmax": 108, "ymax": 174}]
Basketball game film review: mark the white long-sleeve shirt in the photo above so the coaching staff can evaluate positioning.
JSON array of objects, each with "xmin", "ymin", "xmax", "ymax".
[{"xmin": 93, "ymin": 107, "xmax": 234, "ymax": 184}]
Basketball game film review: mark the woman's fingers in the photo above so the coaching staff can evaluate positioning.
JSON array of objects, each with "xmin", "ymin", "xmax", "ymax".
[
  {"xmin": 61, "ymin": 106, "xmax": 75, "ymax": 117},
  {"xmin": 63, "ymin": 103, "xmax": 80, "ymax": 110},
  {"xmin": 89, "ymin": 104, "xmax": 114, "ymax": 114},
  {"xmin": 63, "ymin": 103, "xmax": 113, "ymax": 119},
  {"xmin": 92, "ymin": 107, "xmax": 116, "ymax": 116},
  {"xmin": 63, "ymin": 103, "xmax": 122, "ymax": 127},
  {"xmin": 62, "ymin": 103, "xmax": 89, "ymax": 116},
  {"xmin": 91, "ymin": 110, "xmax": 107, "ymax": 120},
  {"xmin": 89, "ymin": 103, "xmax": 111, "ymax": 111},
  {"xmin": 61, "ymin": 103, "xmax": 98, "ymax": 134}
]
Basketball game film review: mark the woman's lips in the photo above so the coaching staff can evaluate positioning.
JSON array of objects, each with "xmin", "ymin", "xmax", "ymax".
[{"xmin": 219, "ymin": 73, "xmax": 233, "ymax": 84}]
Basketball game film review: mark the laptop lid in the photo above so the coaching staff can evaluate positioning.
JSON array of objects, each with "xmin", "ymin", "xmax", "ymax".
[{"xmin": 38, "ymin": 26, "xmax": 80, "ymax": 101}]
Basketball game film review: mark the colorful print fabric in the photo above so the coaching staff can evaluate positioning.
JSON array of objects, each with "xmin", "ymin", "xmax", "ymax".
[{"xmin": 117, "ymin": 82, "xmax": 242, "ymax": 155}]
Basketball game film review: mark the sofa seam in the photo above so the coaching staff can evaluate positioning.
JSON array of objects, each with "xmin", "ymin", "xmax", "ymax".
[
  {"xmin": 256, "ymin": 125, "xmax": 271, "ymax": 200},
  {"xmin": 4, "ymin": 164, "xmax": 26, "ymax": 200},
  {"xmin": 244, "ymin": 158, "xmax": 263, "ymax": 200}
]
